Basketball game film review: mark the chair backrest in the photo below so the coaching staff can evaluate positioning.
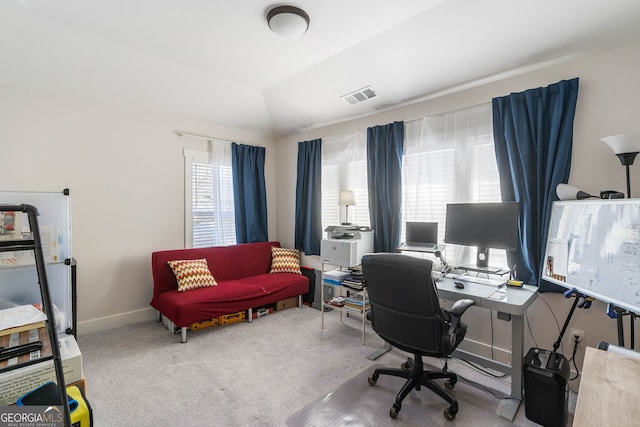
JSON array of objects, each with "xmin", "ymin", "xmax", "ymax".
[{"xmin": 362, "ymin": 253, "xmax": 445, "ymax": 356}]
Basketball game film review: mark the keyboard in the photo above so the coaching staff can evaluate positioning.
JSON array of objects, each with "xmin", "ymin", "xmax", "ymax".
[{"xmin": 448, "ymin": 274, "xmax": 506, "ymax": 287}]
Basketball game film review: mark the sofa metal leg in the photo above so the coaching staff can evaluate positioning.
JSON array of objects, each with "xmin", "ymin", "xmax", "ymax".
[
  {"xmin": 157, "ymin": 311, "xmax": 162, "ymax": 322},
  {"xmin": 298, "ymin": 295, "xmax": 302, "ymax": 308},
  {"xmin": 247, "ymin": 308, "xmax": 253, "ymax": 323},
  {"xmin": 180, "ymin": 327, "xmax": 187, "ymax": 343}
]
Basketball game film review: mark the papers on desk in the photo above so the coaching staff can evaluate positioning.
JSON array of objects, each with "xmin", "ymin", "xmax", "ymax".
[
  {"xmin": 0, "ymin": 304, "xmax": 47, "ymax": 335},
  {"xmin": 488, "ymin": 288, "xmax": 508, "ymax": 301}
]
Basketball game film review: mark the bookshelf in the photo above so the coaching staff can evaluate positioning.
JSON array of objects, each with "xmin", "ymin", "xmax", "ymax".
[{"xmin": 320, "ymin": 264, "xmax": 369, "ymax": 344}]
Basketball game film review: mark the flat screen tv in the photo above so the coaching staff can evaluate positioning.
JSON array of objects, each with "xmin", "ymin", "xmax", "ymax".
[{"xmin": 444, "ymin": 202, "xmax": 519, "ymax": 272}]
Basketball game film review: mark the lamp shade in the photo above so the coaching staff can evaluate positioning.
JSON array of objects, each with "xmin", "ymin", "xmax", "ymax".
[
  {"xmin": 602, "ymin": 133, "xmax": 640, "ymax": 166},
  {"xmin": 338, "ymin": 190, "xmax": 356, "ymax": 206},
  {"xmin": 556, "ymin": 184, "xmax": 593, "ymax": 201},
  {"xmin": 267, "ymin": 6, "xmax": 310, "ymax": 38}
]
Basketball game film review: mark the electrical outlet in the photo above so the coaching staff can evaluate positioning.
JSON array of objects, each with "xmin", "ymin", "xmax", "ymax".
[{"xmin": 570, "ymin": 328, "xmax": 584, "ymax": 346}]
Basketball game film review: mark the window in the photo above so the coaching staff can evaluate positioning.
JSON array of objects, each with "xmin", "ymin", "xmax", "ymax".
[
  {"xmin": 184, "ymin": 141, "xmax": 236, "ymax": 248},
  {"xmin": 321, "ymin": 132, "xmax": 370, "ymax": 230},
  {"xmin": 402, "ymin": 103, "xmax": 505, "ymax": 267},
  {"xmin": 317, "ymin": 103, "xmax": 503, "ymax": 267}
]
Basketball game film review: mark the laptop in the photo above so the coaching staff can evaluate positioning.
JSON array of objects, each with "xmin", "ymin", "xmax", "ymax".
[{"xmin": 398, "ymin": 222, "xmax": 439, "ymax": 252}]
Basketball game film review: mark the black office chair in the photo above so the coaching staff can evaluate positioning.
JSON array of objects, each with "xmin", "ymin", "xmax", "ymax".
[{"xmin": 362, "ymin": 253, "xmax": 474, "ymax": 420}]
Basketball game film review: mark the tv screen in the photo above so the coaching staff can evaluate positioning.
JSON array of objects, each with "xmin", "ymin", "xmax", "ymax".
[{"xmin": 444, "ymin": 202, "xmax": 519, "ymax": 269}]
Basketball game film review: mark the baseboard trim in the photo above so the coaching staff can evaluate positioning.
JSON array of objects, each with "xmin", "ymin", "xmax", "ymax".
[
  {"xmin": 77, "ymin": 307, "xmax": 157, "ymax": 335},
  {"xmin": 457, "ymin": 337, "xmax": 512, "ymax": 366}
]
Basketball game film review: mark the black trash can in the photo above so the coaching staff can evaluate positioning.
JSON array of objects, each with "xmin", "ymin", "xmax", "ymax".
[{"xmin": 523, "ymin": 347, "xmax": 570, "ymax": 427}]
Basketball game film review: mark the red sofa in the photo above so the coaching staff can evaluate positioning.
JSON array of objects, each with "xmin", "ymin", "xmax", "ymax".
[{"xmin": 150, "ymin": 241, "xmax": 309, "ymax": 342}]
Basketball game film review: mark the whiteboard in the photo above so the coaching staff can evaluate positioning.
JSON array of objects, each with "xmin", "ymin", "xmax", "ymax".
[
  {"xmin": 542, "ymin": 199, "xmax": 640, "ymax": 314},
  {"xmin": 0, "ymin": 190, "xmax": 73, "ymax": 334}
]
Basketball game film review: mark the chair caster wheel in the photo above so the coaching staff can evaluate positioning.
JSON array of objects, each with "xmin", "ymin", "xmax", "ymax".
[
  {"xmin": 444, "ymin": 407, "xmax": 457, "ymax": 420},
  {"xmin": 445, "ymin": 379, "xmax": 456, "ymax": 389},
  {"xmin": 390, "ymin": 404, "xmax": 401, "ymax": 419},
  {"xmin": 368, "ymin": 373, "xmax": 378, "ymax": 385}
]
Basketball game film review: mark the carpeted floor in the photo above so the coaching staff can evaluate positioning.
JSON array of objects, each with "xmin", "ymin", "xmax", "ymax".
[
  {"xmin": 78, "ymin": 305, "xmax": 575, "ymax": 426},
  {"xmin": 289, "ymin": 364, "xmax": 527, "ymax": 427}
]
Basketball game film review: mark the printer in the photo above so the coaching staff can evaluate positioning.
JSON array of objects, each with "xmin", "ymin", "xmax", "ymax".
[
  {"xmin": 324, "ymin": 225, "xmax": 371, "ymax": 240},
  {"xmin": 321, "ymin": 226, "xmax": 374, "ymax": 267}
]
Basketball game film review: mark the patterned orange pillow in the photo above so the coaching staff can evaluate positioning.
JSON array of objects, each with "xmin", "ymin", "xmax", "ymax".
[
  {"xmin": 270, "ymin": 247, "xmax": 302, "ymax": 274},
  {"xmin": 168, "ymin": 258, "xmax": 218, "ymax": 292}
]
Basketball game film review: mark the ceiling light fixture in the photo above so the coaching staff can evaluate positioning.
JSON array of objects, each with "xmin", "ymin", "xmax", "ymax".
[{"xmin": 267, "ymin": 6, "xmax": 310, "ymax": 38}]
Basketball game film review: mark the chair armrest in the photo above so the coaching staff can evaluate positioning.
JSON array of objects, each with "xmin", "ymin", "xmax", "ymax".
[
  {"xmin": 443, "ymin": 299, "xmax": 475, "ymax": 352},
  {"xmin": 450, "ymin": 299, "xmax": 474, "ymax": 316}
]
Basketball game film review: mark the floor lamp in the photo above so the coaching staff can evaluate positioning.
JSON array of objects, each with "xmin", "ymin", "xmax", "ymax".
[{"xmin": 602, "ymin": 133, "xmax": 640, "ymax": 198}]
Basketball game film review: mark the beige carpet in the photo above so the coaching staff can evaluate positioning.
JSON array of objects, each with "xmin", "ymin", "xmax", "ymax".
[
  {"xmin": 288, "ymin": 363, "xmax": 534, "ymax": 427},
  {"xmin": 79, "ymin": 306, "xmax": 575, "ymax": 426}
]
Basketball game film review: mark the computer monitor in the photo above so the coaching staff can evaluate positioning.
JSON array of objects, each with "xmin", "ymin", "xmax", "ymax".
[
  {"xmin": 405, "ymin": 221, "xmax": 437, "ymax": 245},
  {"xmin": 444, "ymin": 202, "xmax": 519, "ymax": 271}
]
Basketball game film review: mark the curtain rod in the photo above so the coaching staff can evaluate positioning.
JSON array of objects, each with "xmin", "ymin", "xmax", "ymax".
[{"xmin": 174, "ymin": 130, "xmax": 220, "ymax": 142}]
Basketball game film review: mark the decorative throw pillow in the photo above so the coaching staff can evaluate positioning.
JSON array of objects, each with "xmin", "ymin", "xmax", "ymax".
[
  {"xmin": 168, "ymin": 258, "xmax": 218, "ymax": 292},
  {"xmin": 270, "ymin": 247, "xmax": 302, "ymax": 274}
]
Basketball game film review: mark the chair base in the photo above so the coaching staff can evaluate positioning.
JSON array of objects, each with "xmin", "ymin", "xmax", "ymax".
[{"xmin": 368, "ymin": 356, "xmax": 459, "ymax": 420}]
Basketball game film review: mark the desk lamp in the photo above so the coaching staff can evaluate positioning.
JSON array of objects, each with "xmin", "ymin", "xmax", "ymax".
[
  {"xmin": 339, "ymin": 190, "xmax": 356, "ymax": 225},
  {"xmin": 556, "ymin": 184, "xmax": 594, "ymax": 201},
  {"xmin": 601, "ymin": 133, "xmax": 640, "ymax": 198}
]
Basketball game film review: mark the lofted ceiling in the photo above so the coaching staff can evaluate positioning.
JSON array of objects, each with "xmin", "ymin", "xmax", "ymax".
[{"xmin": 1, "ymin": 0, "xmax": 640, "ymax": 138}]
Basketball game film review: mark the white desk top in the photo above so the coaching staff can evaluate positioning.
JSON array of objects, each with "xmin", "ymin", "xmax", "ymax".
[{"xmin": 435, "ymin": 276, "xmax": 537, "ymax": 315}]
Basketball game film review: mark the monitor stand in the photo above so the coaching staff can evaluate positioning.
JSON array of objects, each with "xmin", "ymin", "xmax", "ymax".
[
  {"xmin": 459, "ymin": 247, "xmax": 509, "ymax": 275},
  {"xmin": 459, "ymin": 264, "xmax": 509, "ymax": 275}
]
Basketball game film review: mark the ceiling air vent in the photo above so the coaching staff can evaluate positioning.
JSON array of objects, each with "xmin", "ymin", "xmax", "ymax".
[{"xmin": 341, "ymin": 86, "xmax": 378, "ymax": 105}]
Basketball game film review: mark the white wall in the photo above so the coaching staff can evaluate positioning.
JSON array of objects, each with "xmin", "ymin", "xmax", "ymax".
[
  {"xmin": 275, "ymin": 43, "xmax": 640, "ymax": 373},
  {"xmin": 1, "ymin": 41, "xmax": 638, "ymax": 374},
  {"xmin": 0, "ymin": 85, "xmax": 277, "ymax": 334}
]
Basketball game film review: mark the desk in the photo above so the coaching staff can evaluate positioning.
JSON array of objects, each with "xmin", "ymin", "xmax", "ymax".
[
  {"xmin": 573, "ymin": 346, "xmax": 640, "ymax": 426},
  {"xmin": 368, "ymin": 276, "xmax": 537, "ymax": 422}
]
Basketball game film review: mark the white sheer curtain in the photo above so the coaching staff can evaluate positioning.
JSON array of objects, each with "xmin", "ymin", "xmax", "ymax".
[
  {"xmin": 184, "ymin": 139, "xmax": 236, "ymax": 248},
  {"xmin": 321, "ymin": 131, "xmax": 370, "ymax": 230},
  {"xmin": 402, "ymin": 102, "xmax": 504, "ymax": 267}
]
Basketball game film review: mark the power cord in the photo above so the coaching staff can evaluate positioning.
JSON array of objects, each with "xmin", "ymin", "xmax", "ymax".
[
  {"xmin": 568, "ymin": 336, "xmax": 580, "ymax": 381},
  {"xmin": 537, "ymin": 294, "xmax": 565, "ymax": 354},
  {"xmin": 455, "ymin": 357, "xmax": 507, "ymax": 379},
  {"xmin": 525, "ymin": 313, "xmax": 539, "ymax": 349}
]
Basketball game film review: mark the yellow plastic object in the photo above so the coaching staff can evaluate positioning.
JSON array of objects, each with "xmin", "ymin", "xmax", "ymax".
[{"xmin": 66, "ymin": 384, "xmax": 93, "ymax": 427}]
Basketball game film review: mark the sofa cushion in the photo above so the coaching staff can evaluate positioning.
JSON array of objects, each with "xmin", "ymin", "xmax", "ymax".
[
  {"xmin": 270, "ymin": 247, "xmax": 301, "ymax": 274},
  {"xmin": 153, "ymin": 273, "xmax": 309, "ymax": 327},
  {"xmin": 168, "ymin": 258, "xmax": 217, "ymax": 292}
]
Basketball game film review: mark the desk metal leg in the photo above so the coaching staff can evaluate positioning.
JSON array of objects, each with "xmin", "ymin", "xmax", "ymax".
[
  {"xmin": 498, "ymin": 313, "xmax": 524, "ymax": 421},
  {"xmin": 321, "ymin": 279, "xmax": 324, "ymax": 330},
  {"xmin": 367, "ymin": 342, "xmax": 391, "ymax": 360},
  {"xmin": 450, "ymin": 314, "xmax": 525, "ymax": 421}
]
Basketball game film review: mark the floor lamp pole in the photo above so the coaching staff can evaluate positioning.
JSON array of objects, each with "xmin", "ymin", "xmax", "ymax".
[{"xmin": 626, "ymin": 164, "xmax": 631, "ymax": 198}]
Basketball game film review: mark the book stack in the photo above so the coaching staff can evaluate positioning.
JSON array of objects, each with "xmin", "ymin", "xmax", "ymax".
[
  {"xmin": 344, "ymin": 291, "xmax": 370, "ymax": 313},
  {"xmin": 0, "ymin": 304, "xmax": 47, "ymax": 337},
  {"xmin": 326, "ymin": 296, "xmax": 346, "ymax": 307},
  {"xmin": 322, "ymin": 269, "xmax": 350, "ymax": 286},
  {"xmin": 342, "ymin": 266, "xmax": 364, "ymax": 290}
]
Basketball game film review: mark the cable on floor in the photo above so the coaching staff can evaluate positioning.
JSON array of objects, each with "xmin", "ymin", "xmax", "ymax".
[{"xmin": 454, "ymin": 357, "xmax": 507, "ymax": 378}]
